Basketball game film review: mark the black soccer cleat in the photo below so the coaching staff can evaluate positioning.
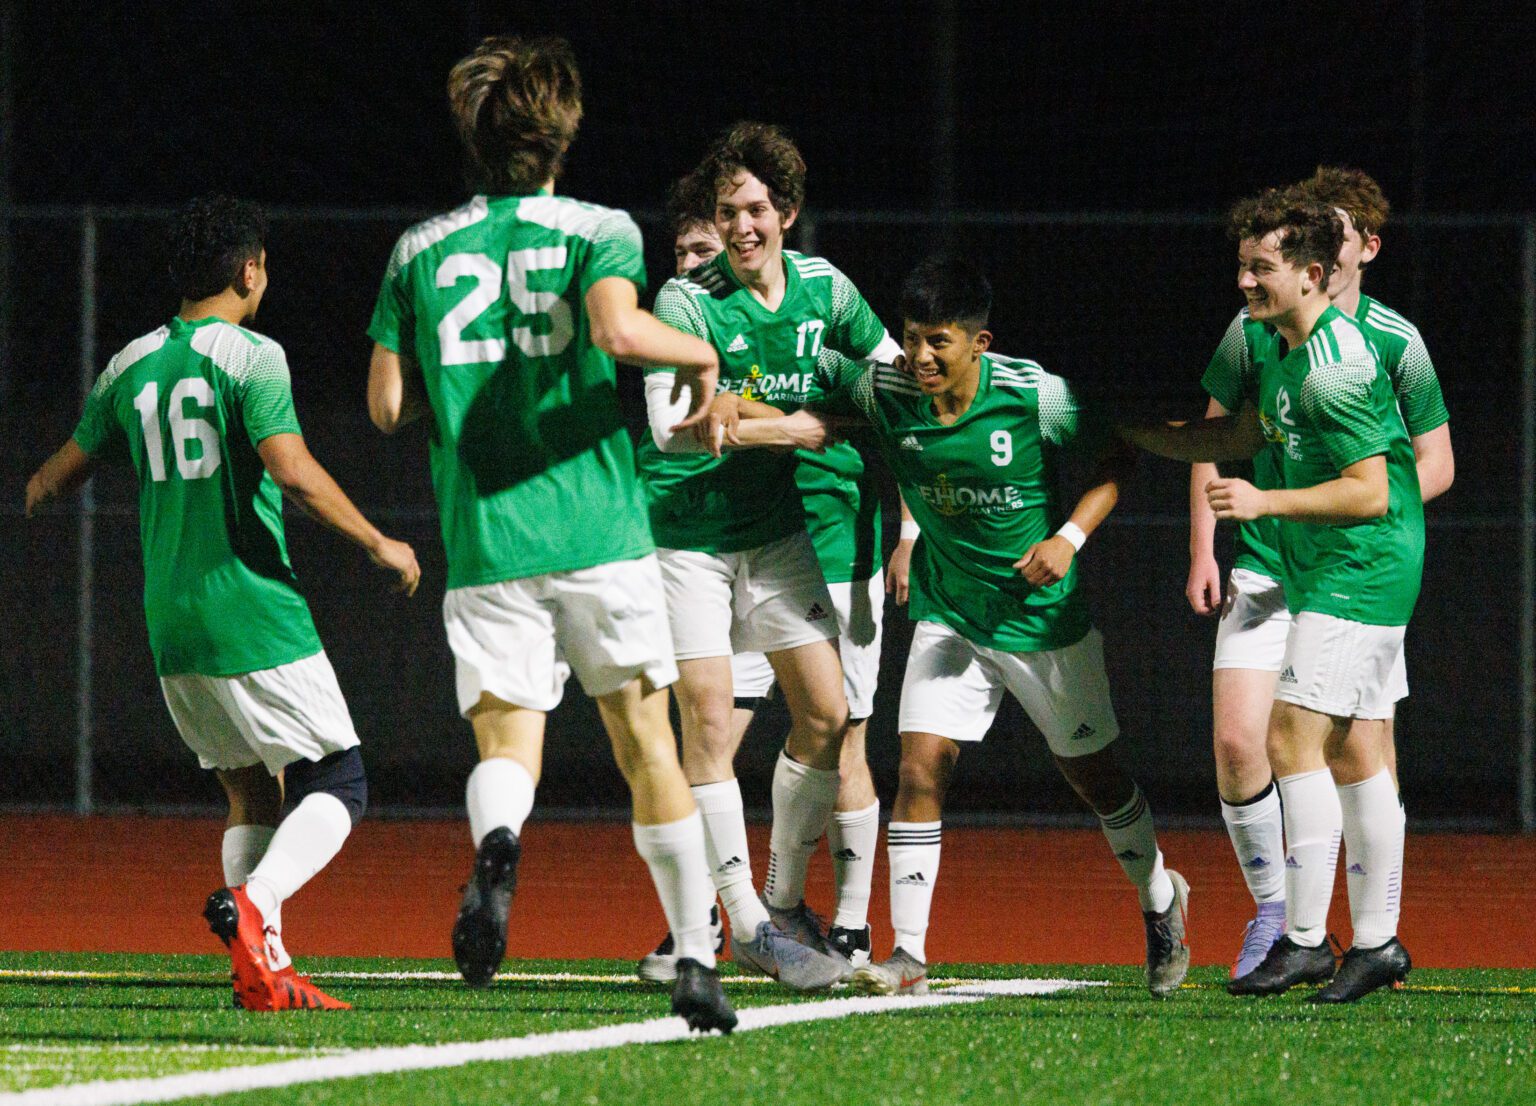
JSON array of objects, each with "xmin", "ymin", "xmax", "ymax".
[
  {"xmin": 671, "ymin": 958, "xmax": 737, "ymax": 1034},
  {"xmin": 451, "ymin": 827, "xmax": 521, "ymax": 988},
  {"xmin": 1308, "ymin": 938, "xmax": 1411, "ymax": 1004},
  {"xmin": 1227, "ymin": 934, "xmax": 1336, "ymax": 996}
]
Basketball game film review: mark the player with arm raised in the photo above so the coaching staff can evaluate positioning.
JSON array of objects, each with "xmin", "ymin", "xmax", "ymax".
[
  {"xmin": 26, "ymin": 196, "xmax": 420, "ymax": 1011},
  {"xmin": 761, "ymin": 258, "xmax": 1190, "ymax": 999},
  {"xmin": 636, "ymin": 123, "xmax": 900, "ymax": 990},
  {"xmin": 1187, "ymin": 168, "xmax": 1453, "ymax": 980},
  {"xmin": 1128, "ymin": 194, "xmax": 1423, "ymax": 1002},
  {"xmin": 365, "ymin": 36, "xmax": 734, "ymax": 1032}
]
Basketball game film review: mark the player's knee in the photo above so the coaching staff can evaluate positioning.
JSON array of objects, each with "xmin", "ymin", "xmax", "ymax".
[
  {"xmin": 286, "ymin": 747, "xmax": 368, "ymax": 826},
  {"xmin": 897, "ymin": 756, "xmax": 948, "ymax": 802}
]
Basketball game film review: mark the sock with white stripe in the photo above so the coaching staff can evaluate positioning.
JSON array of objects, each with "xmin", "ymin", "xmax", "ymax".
[
  {"xmin": 466, "ymin": 757, "xmax": 536, "ymax": 847},
  {"xmin": 828, "ymin": 800, "xmax": 880, "ymax": 930},
  {"xmin": 1098, "ymin": 785, "xmax": 1174, "ymax": 913},
  {"xmin": 763, "ymin": 750, "xmax": 839, "ymax": 910},
  {"xmin": 1220, "ymin": 779, "xmax": 1286, "ymax": 905},
  {"xmin": 633, "ymin": 811, "xmax": 717, "ymax": 968},
  {"xmin": 1277, "ymin": 768, "xmax": 1343, "ymax": 948},
  {"xmin": 245, "ymin": 793, "xmax": 352, "ymax": 934},
  {"xmin": 691, "ymin": 779, "xmax": 769, "ymax": 935},
  {"xmin": 887, "ymin": 821, "xmax": 941, "ymax": 963},
  {"xmin": 1338, "ymin": 769, "xmax": 1405, "ymax": 950}
]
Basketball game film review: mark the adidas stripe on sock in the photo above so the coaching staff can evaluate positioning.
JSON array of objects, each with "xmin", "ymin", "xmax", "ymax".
[
  {"xmin": 888, "ymin": 821, "xmax": 940, "ymax": 964},
  {"xmin": 1097, "ymin": 784, "xmax": 1173, "ymax": 913},
  {"xmin": 764, "ymin": 750, "xmax": 839, "ymax": 910},
  {"xmin": 466, "ymin": 757, "xmax": 536, "ymax": 848},
  {"xmin": 1220, "ymin": 779, "xmax": 1286, "ymax": 906},
  {"xmin": 828, "ymin": 800, "xmax": 879, "ymax": 930},
  {"xmin": 1277, "ymin": 768, "xmax": 1342, "ymax": 949},
  {"xmin": 1338, "ymin": 768, "xmax": 1405, "ymax": 950},
  {"xmin": 691, "ymin": 779, "xmax": 769, "ymax": 934},
  {"xmin": 633, "ymin": 811, "xmax": 717, "ymax": 968}
]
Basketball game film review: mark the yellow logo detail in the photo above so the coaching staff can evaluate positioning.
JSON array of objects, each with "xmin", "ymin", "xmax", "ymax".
[
  {"xmin": 740, "ymin": 364, "xmax": 763, "ymax": 402},
  {"xmin": 931, "ymin": 473, "xmax": 965, "ymax": 517}
]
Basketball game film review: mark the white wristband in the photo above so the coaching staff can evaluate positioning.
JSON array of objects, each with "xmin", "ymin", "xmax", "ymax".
[
  {"xmin": 899, "ymin": 520, "xmax": 920, "ymax": 541},
  {"xmin": 1055, "ymin": 522, "xmax": 1086, "ymax": 552}
]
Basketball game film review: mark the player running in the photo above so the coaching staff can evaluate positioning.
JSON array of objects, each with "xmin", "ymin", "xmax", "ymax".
[
  {"xmin": 1186, "ymin": 168, "xmax": 1452, "ymax": 979},
  {"xmin": 637, "ymin": 172, "xmax": 885, "ymax": 982},
  {"xmin": 638, "ymin": 122, "xmax": 899, "ymax": 990},
  {"xmin": 365, "ymin": 35, "xmax": 734, "ymax": 1032},
  {"xmin": 25, "ymin": 195, "xmax": 420, "ymax": 1011},
  {"xmin": 749, "ymin": 257, "xmax": 1192, "ymax": 999},
  {"xmin": 1128, "ymin": 193, "xmax": 1423, "ymax": 1002}
]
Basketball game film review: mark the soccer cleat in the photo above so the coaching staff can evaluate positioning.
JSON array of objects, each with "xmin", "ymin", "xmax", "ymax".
[
  {"xmin": 763, "ymin": 897, "xmax": 831, "ymax": 954},
  {"xmin": 827, "ymin": 924, "xmax": 872, "ymax": 974},
  {"xmin": 1308, "ymin": 938, "xmax": 1411, "ymax": 1004},
  {"xmin": 1227, "ymin": 934, "xmax": 1336, "ymax": 996},
  {"xmin": 204, "ymin": 886, "xmax": 349, "ymax": 1011},
  {"xmin": 850, "ymin": 947, "xmax": 929, "ymax": 996},
  {"xmin": 730, "ymin": 920, "xmax": 847, "ymax": 991},
  {"xmin": 451, "ymin": 826, "xmax": 521, "ymax": 988},
  {"xmin": 1232, "ymin": 900, "xmax": 1287, "ymax": 980},
  {"xmin": 1144, "ymin": 869, "xmax": 1191, "ymax": 997},
  {"xmin": 670, "ymin": 958, "xmax": 738, "ymax": 1034},
  {"xmin": 637, "ymin": 905, "xmax": 726, "ymax": 984}
]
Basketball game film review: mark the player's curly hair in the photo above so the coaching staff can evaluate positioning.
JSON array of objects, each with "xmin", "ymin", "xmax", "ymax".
[
  {"xmin": 899, "ymin": 257, "xmax": 992, "ymax": 334},
  {"xmin": 167, "ymin": 195, "xmax": 267, "ymax": 302},
  {"xmin": 1296, "ymin": 165, "xmax": 1391, "ymax": 241},
  {"xmin": 1228, "ymin": 189, "xmax": 1343, "ymax": 283},
  {"xmin": 666, "ymin": 172, "xmax": 716, "ymax": 239},
  {"xmin": 696, "ymin": 121, "xmax": 806, "ymax": 215},
  {"xmin": 448, "ymin": 35, "xmax": 583, "ymax": 195}
]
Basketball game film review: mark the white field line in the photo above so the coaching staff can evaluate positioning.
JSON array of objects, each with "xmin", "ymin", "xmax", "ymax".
[
  {"xmin": 0, "ymin": 979, "xmax": 1093, "ymax": 1106},
  {"xmin": 1, "ymin": 1046, "xmax": 340, "ymax": 1056}
]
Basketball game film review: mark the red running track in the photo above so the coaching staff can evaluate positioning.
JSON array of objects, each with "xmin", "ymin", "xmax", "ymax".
[{"xmin": 2, "ymin": 815, "xmax": 1531, "ymax": 969}]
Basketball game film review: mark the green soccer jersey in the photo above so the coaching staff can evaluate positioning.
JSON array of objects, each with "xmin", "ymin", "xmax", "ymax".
[
  {"xmin": 798, "ymin": 351, "xmax": 881, "ymax": 584},
  {"xmin": 368, "ymin": 193, "xmax": 655, "ymax": 589},
  {"xmin": 1255, "ymin": 306, "xmax": 1424, "ymax": 626},
  {"xmin": 820, "ymin": 353, "xmax": 1103, "ymax": 653},
  {"xmin": 638, "ymin": 251, "xmax": 890, "ymax": 554},
  {"xmin": 71, "ymin": 317, "xmax": 322, "ymax": 677}
]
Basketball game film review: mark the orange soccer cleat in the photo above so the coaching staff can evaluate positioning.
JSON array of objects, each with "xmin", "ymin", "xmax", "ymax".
[{"xmin": 204, "ymin": 885, "xmax": 350, "ymax": 1011}]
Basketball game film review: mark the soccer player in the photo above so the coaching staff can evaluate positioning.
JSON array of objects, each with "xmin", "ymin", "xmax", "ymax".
[
  {"xmin": 637, "ymin": 171, "xmax": 885, "ymax": 981},
  {"xmin": 365, "ymin": 35, "xmax": 735, "ymax": 1032},
  {"xmin": 752, "ymin": 257, "xmax": 1191, "ymax": 999},
  {"xmin": 25, "ymin": 195, "xmax": 420, "ymax": 1011},
  {"xmin": 1127, "ymin": 193, "xmax": 1423, "ymax": 1002},
  {"xmin": 1186, "ymin": 168, "xmax": 1452, "ymax": 979},
  {"xmin": 638, "ymin": 122, "xmax": 899, "ymax": 990}
]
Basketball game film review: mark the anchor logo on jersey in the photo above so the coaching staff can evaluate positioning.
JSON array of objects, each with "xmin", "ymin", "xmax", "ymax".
[{"xmin": 739, "ymin": 365, "xmax": 764, "ymax": 401}]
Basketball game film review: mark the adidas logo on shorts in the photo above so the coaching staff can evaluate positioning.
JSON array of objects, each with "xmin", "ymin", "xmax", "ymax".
[
  {"xmin": 1071, "ymin": 722, "xmax": 1096, "ymax": 741},
  {"xmin": 805, "ymin": 602, "xmax": 830, "ymax": 622},
  {"xmin": 726, "ymin": 334, "xmax": 749, "ymax": 353},
  {"xmin": 1279, "ymin": 665, "xmax": 1298, "ymax": 684},
  {"xmin": 899, "ymin": 434, "xmax": 923, "ymax": 451}
]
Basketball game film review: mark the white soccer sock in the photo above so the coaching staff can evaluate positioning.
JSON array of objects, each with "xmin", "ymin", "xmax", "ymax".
[
  {"xmin": 1338, "ymin": 769, "xmax": 1405, "ymax": 950},
  {"xmin": 691, "ymin": 779, "xmax": 769, "ymax": 935},
  {"xmin": 1277, "ymin": 768, "xmax": 1343, "ymax": 948},
  {"xmin": 633, "ymin": 812, "xmax": 716, "ymax": 969},
  {"xmin": 888, "ymin": 821, "xmax": 941, "ymax": 963},
  {"xmin": 223, "ymin": 824, "xmax": 280, "ymax": 935},
  {"xmin": 764, "ymin": 750, "xmax": 839, "ymax": 910},
  {"xmin": 1220, "ymin": 780, "xmax": 1286, "ymax": 906},
  {"xmin": 245, "ymin": 793, "xmax": 352, "ymax": 930},
  {"xmin": 828, "ymin": 800, "xmax": 880, "ymax": 930},
  {"xmin": 466, "ymin": 757, "xmax": 536, "ymax": 847},
  {"xmin": 1098, "ymin": 785, "xmax": 1174, "ymax": 913}
]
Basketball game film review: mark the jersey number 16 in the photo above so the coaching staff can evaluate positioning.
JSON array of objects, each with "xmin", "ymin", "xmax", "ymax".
[{"xmin": 133, "ymin": 379, "xmax": 221, "ymax": 482}]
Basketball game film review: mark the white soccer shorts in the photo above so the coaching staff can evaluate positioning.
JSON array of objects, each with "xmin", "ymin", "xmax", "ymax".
[
  {"xmin": 658, "ymin": 530, "xmax": 838, "ymax": 661},
  {"xmin": 1212, "ymin": 568, "xmax": 1291, "ymax": 672},
  {"xmin": 160, "ymin": 650, "xmax": 360, "ymax": 775},
  {"xmin": 730, "ymin": 572, "xmax": 885, "ymax": 718},
  {"xmin": 442, "ymin": 554, "xmax": 678, "ymax": 716},
  {"xmin": 897, "ymin": 620, "xmax": 1120, "ymax": 756},
  {"xmin": 1273, "ymin": 611, "xmax": 1407, "ymax": 720}
]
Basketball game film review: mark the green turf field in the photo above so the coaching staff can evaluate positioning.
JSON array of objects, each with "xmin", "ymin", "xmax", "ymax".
[{"xmin": 2, "ymin": 951, "xmax": 1533, "ymax": 1105}]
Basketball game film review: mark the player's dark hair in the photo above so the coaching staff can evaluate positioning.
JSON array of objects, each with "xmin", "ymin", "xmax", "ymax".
[
  {"xmin": 666, "ymin": 171, "xmax": 716, "ymax": 239},
  {"xmin": 1296, "ymin": 165, "xmax": 1391, "ymax": 241},
  {"xmin": 167, "ymin": 195, "xmax": 267, "ymax": 302},
  {"xmin": 1228, "ymin": 189, "xmax": 1343, "ymax": 283},
  {"xmin": 448, "ymin": 35, "xmax": 583, "ymax": 194},
  {"xmin": 696, "ymin": 121, "xmax": 806, "ymax": 216},
  {"xmin": 899, "ymin": 257, "xmax": 992, "ymax": 334}
]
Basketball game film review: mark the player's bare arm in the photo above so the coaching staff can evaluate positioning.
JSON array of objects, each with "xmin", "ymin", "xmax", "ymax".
[
  {"xmin": 367, "ymin": 343, "xmax": 430, "ymax": 434},
  {"xmin": 1015, "ymin": 440, "xmax": 1135, "ymax": 587},
  {"xmin": 256, "ymin": 433, "xmax": 421, "ymax": 596},
  {"xmin": 1187, "ymin": 395, "xmax": 1226, "ymax": 615},
  {"xmin": 1208, "ymin": 453, "xmax": 1388, "ymax": 524},
  {"xmin": 586, "ymin": 276, "xmax": 719, "ymax": 429},
  {"xmin": 1120, "ymin": 400, "xmax": 1265, "ymax": 464},
  {"xmin": 1411, "ymin": 422, "xmax": 1454, "ymax": 502},
  {"xmin": 887, "ymin": 492, "xmax": 917, "ymax": 605},
  {"xmin": 692, "ymin": 391, "xmax": 784, "ymax": 452},
  {"xmin": 24, "ymin": 440, "xmax": 98, "ymax": 516}
]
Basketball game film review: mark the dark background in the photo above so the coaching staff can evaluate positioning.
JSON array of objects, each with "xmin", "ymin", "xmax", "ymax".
[{"xmin": 2, "ymin": 1, "xmax": 1532, "ymax": 824}]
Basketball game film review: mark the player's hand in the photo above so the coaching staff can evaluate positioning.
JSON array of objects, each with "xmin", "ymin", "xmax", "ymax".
[
  {"xmin": 1206, "ymin": 477, "xmax": 1269, "ymax": 521},
  {"xmin": 669, "ymin": 361, "xmax": 721, "ymax": 433},
  {"xmin": 778, "ymin": 409, "xmax": 831, "ymax": 452},
  {"xmin": 886, "ymin": 539, "xmax": 914, "ymax": 604},
  {"xmin": 1014, "ymin": 536, "xmax": 1075, "ymax": 586},
  {"xmin": 370, "ymin": 536, "xmax": 421, "ymax": 597},
  {"xmin": 1186, "ymin": 554, "xmax": 1222, "ymax": 615},
  {"xmin": 23, "ymin": 473, "xmax": 51, "ymax": 517},
  {"xmin": 695, "ymin": 392, "xmax": 744, "ymax": 458}
]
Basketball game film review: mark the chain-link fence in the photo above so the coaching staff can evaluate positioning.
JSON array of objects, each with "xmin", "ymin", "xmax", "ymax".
[{"xmin": 3, "ymin": 206, "xmax": 1532, "ymax": 827}]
